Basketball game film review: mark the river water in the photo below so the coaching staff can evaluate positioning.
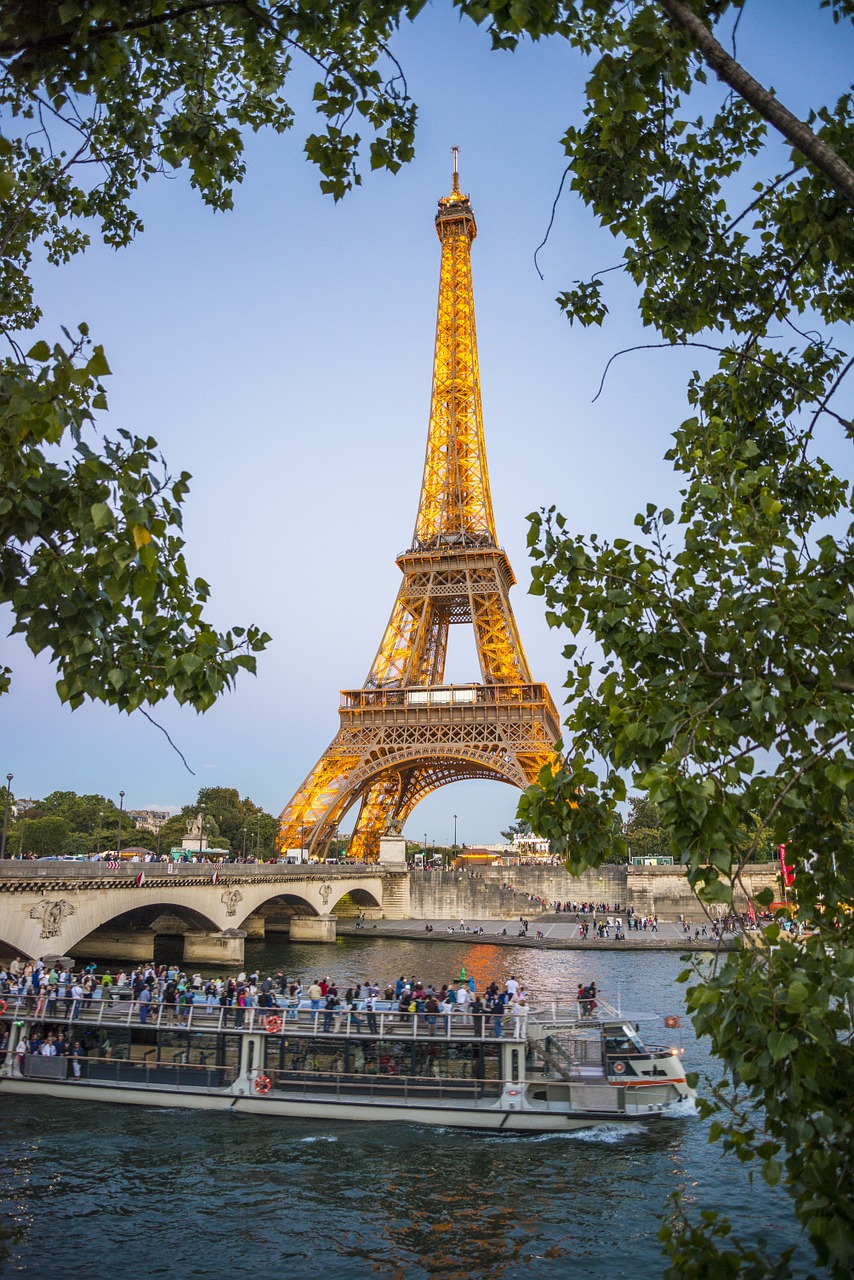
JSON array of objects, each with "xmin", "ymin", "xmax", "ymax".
[{"xmin": 1, "ymin": 937, "xmax": 813, "ymax": 1279}]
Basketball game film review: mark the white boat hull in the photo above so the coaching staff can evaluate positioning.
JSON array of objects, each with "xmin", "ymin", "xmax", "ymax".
[{"xmin": 0, "ymin": 1074, "xmax": 669, "ymax": 1132}]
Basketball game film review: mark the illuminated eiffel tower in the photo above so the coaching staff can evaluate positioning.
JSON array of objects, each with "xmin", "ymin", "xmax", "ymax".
[{"xmin": 278, "ymin": 153, "xmax": 561, "ymax": 861}]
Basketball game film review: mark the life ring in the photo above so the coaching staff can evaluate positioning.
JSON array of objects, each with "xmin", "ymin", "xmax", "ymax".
[
  {"xmin": 0, "ymin": 1000, "xmax": 6, "ymax": 1014},
  {"xmin": 664, "ymin": 1015, "xmax": 680, "ymax": 1029},
  {"xmin": 506, "ymin": 1089, "xmax": 520, "ymax": 1096},
  {"xmin": 265, "ymin": 1015, "xmax": 282, "ymax": 1033},
  {"xmin": 254, "ymin": 1074, "xmax": 272, "ymax": 1094},
  {"xmin": 612, "ymin": 1060, "xmax": 626, "ymax": 1074}
]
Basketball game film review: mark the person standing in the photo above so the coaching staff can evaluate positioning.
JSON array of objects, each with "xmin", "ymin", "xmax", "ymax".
[
  {"xmin": 490, "ymin": 991, "xmax": 505, "ymax": 1039},
  {"xmin": 512, "ymin": 996, "xmax": 529, "ymax": 1041},
  {"xmin": 471, "ymin": 994, "xmax": 485, "ymax": 1039}
]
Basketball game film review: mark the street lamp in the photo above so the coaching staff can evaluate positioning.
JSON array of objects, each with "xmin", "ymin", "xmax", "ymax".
[
  {"xmin": 256, "ymin": 811, "xmax": 261, "ymax": 860},
  {"xmin": 453, "ymin": 813, "xmax": 457, "ymax": 854},
  {"xmin": 116, "ymin": 790, "xmax": 125, "ymax": 856},
  {"xmin": 242, "ymin": 825, "xmax": 247, "ymax": 859},
  {"xmin": 1, "ymin": 773, "xmax": 13, "ymax": 859},
  {"xmin": 300, "ymin": 825, "xmax": 306, "ymax": 863},
  {"xmin": 199, "ymin": 802, "xmax": 206, "ymax": 859}
]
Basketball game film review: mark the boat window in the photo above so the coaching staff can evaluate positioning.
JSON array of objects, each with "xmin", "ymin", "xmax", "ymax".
[{"xmin": 604, "ymin": 1026, "xmax": 645, "ymax": 1055}]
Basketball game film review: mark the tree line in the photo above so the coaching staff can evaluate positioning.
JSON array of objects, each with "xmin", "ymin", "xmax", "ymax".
[{"xmin": 4, "ymin": 786, "xmax": 279, "ymax": 859}]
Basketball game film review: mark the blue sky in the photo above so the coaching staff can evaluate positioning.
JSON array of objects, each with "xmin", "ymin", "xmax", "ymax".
[{"xmin": 4, "ymin": 2, "xmax": 852, "ymax": 845}]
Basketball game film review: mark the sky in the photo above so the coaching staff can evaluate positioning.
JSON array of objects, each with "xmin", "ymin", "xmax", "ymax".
[{"xmin": 3, "ymin": 2, "xmax": 852, "ymax": 846}]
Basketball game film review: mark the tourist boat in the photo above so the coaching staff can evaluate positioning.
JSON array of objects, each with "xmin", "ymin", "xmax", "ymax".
[{"xmin": 0, "ymin": 996, "xmax": 692, "ymax": 1132}]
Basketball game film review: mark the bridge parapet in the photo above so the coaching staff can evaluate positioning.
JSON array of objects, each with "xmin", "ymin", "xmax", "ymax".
[{"xmin": 0, "ymin": 862, "xmax": 386, "ymax": 882}]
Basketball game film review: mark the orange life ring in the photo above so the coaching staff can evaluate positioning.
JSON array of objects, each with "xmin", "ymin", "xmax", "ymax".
[
  {"xmin": 265, "ymin": 1015, "xmax": 282, "ymax": 1034},
  {"xmin": 0, "ymin": 999, "xmax": 6, "ymax": 1014},
  {"xmin": 254, "ymin": 1074, "xmax": 272, "ymax": 1094},
  {"xmin": 613, "ymin": 1060, "xmax": 626, "ymax": 1074},
  {"xmin": 664, "ymin": 1015, "xmax": 680, "ymax": 1029}
]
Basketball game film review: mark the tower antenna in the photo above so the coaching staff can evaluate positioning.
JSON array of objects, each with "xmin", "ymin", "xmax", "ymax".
[{"xmin": 451, "ymin": 145, "xmax": 460, "ymax": 193}]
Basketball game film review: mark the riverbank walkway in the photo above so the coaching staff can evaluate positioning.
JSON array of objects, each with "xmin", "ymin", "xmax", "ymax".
[{"xmin": 336, "ymin": 917, "xmax": 740, "ymax": 952}]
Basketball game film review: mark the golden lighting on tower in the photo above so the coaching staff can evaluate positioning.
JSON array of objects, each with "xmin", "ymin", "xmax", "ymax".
[{"xmin": 278, "ymin": 157, "xmax": 561, "ymax": 860}]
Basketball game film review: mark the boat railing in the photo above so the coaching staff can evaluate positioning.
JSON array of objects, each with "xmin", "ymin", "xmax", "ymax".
[
  {"xmin": 265, "ymin": 1067, "xmax": 501, "ymax": 1105},
  {"xmin": 16, "ymin": 1052, "xmax": 502, "ymax": 1102},
  {"xmin": 20, "ymin": 1051, "xmax": 228, "ymax": 1091},
  {"xmin": 3, "ymin": 996, "xmax": 526, "ymax": 1042},
  {"xmin": 530, "ymin": 998, "xmax": 621, "ymax": 1022}
]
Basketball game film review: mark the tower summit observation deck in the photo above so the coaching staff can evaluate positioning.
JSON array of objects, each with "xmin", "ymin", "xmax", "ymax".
[{"xmin": 278, "ymin": 154, "xmax": 561, "ymax": 861}]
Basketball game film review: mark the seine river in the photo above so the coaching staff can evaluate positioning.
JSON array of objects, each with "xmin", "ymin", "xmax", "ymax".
[{"xmin": 1, "ymin": 938, "xmax": 815, "ymax": 1279}]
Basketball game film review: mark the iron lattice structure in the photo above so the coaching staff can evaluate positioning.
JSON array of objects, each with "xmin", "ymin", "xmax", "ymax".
[{"xmin": 278, "ymin": 158, "xmax": 561, "ymax": 860}]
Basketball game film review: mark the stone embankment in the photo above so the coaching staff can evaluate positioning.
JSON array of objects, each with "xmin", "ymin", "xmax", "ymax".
[{"xmin": 407, "ymin": 863, "xmax": 778, "ymax": 923}]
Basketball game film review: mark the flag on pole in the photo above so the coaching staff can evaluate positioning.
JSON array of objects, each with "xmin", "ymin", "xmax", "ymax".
[
  {"xmin": 135, "ymin": 871, "xmax": 146, "ymax": 888},
  {"xmin": 747, "ymin": 898, "xmax": 757, "ymax": 924},
  {"xmin": 779, "ymin": 844, "xmax": 795, "ymax": 887}
]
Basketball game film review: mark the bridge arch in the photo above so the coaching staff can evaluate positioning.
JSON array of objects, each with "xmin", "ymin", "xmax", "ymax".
[
  {"xmin": 236, "ymin": 892, "xmax": 319, "ymax": 932},
  {"xmin": 329, "ymin": 888, "xmax": 382, "ymax": 916}
]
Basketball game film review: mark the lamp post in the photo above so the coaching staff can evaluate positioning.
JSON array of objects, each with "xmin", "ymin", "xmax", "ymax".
[
  {"xmin": 199, "ymin": 803, "xmax": 206, "ymax": 859},
  {"xmin": 256, "ymin": 811, "xmax": 261, "ymax": 861},
  {"xmin": 300, "ymin": 825, "xmax": 306, "ymax": 863},
  {"xmin": 1, "ymin": 773, "xmax": 13, "ymax": 859},
  {"xmin": 242, "ymin": 825, "xmax": 247, "ymax": 859},
  {"xmin": 453, "ymin": 813, "xmax": 457, "ymax": 860},
  {"xmin": 116, "ymin": 790, "xmax": 125, "ymax": 856},
  {"xmin": 95, "ymin": 811, "xmax": 102, "ymax": 856}
]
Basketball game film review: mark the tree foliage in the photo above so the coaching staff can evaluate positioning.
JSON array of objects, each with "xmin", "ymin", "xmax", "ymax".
[
  {"xmin": 2, "ymin": 3, "xmax": 852, "ymax": 1270},
  {"xmin": 156, "ymin": 786, "xmax": 278, "ymax": 856},
  {"xmin": 0, "ymin": 0, "xmax": 423, "ymax": 707},
  {"xmin": 492, "ymin": 2, "xmax": 854, "ymax": 1273}
]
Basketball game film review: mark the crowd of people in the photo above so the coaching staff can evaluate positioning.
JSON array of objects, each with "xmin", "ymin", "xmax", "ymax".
[{"xmin": 1, "ymin": 955, "xmax": 608, "ymax": 1046}]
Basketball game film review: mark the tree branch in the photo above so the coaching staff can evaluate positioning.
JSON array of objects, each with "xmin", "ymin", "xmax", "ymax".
[
  {"xmin": 0, "ymin": 2, "xmax": 245, "ymax": 59},
  {"xmin": 658, "ymin": 0, "xmax": 854, "ymax": 208}
]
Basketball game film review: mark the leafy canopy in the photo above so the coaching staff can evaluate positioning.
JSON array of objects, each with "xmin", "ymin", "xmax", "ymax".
[
  {"xmin": 461, "ymin": 1, "xmax": 854, "ymax": 1274},
  {"xmin": 0, "ymin": 0, "xmax": 423, "ymax": 708}
]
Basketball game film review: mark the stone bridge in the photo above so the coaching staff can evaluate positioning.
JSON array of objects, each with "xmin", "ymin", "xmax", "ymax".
[{"xmin": 0, "ymin": 863, "xmax": 410, "ymax": 966}]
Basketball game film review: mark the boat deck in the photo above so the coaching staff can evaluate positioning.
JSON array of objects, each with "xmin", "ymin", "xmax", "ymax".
[{"xmin": 6, "ymin": 996, "xmax": 530, "ymax": 1042}]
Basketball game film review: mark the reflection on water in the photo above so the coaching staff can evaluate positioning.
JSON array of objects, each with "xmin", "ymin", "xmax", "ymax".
[{"xmin": 1, "ymin": 943, "xmax": 810, "ymax": 1280}]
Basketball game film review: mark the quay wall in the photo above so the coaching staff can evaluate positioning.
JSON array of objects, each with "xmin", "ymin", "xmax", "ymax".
[{"xmin": 408, "ymin": 864, "xmax": 779, "ymax": 922}]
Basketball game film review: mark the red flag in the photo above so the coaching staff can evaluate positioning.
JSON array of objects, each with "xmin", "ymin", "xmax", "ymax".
[
  {"xmin": 778, "ymin": 844, "xmax": 794, "ymax": 888},
  {"xmin": 747, "ymin": 898, "xmax": 757, "ymax": 924}
]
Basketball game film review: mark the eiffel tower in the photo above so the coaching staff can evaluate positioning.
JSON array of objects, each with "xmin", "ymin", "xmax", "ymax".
[{"xmin": 278, "ymin": 153, "xmax": 561, "ymax": 861}]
